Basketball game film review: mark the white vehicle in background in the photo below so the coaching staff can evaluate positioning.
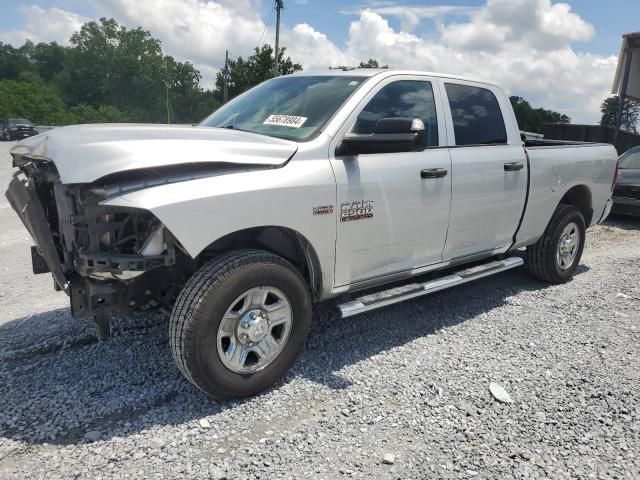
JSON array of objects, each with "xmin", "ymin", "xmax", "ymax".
[{"xmin": 6, "ymin": 69, "xmax": 617, "ymax": 399}]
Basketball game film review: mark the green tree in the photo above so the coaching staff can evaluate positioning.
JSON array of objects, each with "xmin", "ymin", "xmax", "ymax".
[
  {"xmin": 163, "ymin": 55, "xmax": 218, "ymax": 123},
  {"xmin": 509, "ymin": 96, "xmax": 571, "ymax": 132},
  {"xmin": 215, "ymin": 44, "xmax": 302, "ymax": 102},
  {"xmin": 0, "ymin": 18, "xmax": 242, "ymax": 125},
  {"xmin": 0, "ymin": 78, "xmax": 66, "ymax": 123},
  {"xmin": 358, "ymin": 58, "xmax": 388, "ymax": 69},
  {"xmin": 0, "ymin": 42, "xmax": 35, "ymax": 81},
  {"xmin": 32, "ymin": 42, "xmax": 68, "ymax": 82},
  {"xmin": 600, "ymin": 95, "xmax": 639, "ymax": 133},
  {"xmin": 57, "ymin": 18, "xmax": 207, "ymax": 123},
  {"xmin": 59, "ymin": 104, "xmax": 127, "ymax": 124},
  {"xmin": 62, "ymin": 18, "xmax": 165, "ymax": 120},
  {"xmin": 0, "ymin": 78, "xmax": 126, "ymax": 125}
]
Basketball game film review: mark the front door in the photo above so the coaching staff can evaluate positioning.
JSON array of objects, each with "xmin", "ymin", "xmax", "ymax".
[{"xmin": 330, "ymin": 76, "xmax": 452, "ymax": 286}]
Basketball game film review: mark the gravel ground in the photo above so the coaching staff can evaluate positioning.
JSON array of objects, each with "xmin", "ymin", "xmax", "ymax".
[{"xmin": 0, "ymin": 140, "xmax": 639, "ymax": 479}]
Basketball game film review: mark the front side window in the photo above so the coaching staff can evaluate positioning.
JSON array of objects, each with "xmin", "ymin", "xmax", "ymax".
[
  {"xmin": 200, "ymin": 76, "xmax": 365, "ymax": 141},
  {"xmin": 445, "ymin": 83, "xmax": 507, "ymax": 146},
  {"xmin": 352, "ymin": 80, "xmax": 439, "ymax": 147},
  {"xmin": 619, "ymin": 147, "xmax": 640, "ymax": 169}
]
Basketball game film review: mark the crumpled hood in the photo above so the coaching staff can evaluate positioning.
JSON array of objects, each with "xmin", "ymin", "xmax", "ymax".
[{"xmin": 10, "ymin": 123, "xmax": 298, "ymax": 184}]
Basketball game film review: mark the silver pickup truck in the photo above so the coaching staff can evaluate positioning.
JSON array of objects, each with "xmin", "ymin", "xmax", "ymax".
[{"xmin": 6, "ymin": 69, "xmax": 617, "ymax": 399}]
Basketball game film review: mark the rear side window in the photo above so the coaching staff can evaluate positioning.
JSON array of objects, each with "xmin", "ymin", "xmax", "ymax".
[
  {"xmin": 445, "ymin": 83, "xmax": 507, "ymax": 146},
  {"xmin": 353, "ymin": 80, "xmax": 439, "ymax": 147}
]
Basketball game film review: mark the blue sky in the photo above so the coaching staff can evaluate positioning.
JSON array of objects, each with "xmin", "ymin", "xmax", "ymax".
[
  {"xmin": 0, "ymin": 0, "xmax": 637, "ymax": 122},
  {"xmin": 275, "ymin": 0, "xmax": 637, "ymax": 56},
  {"xmin": 1, "ymin": 0, "xmax": 636, "ymax": 56}
]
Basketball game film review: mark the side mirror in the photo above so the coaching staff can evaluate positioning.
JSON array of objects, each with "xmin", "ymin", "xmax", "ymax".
[{"xmin": 337, "ymin": 117, "xmax": 427, "ymax": 156}]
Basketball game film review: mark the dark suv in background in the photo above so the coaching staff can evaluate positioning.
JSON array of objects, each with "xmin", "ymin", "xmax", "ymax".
[
  {"xmin": 1, "ymin": 118, "xmax": 39, "ymax": 141},
  {"xmin": 612, "ymin": 146, "xmax": 640, "ymax": 216}
]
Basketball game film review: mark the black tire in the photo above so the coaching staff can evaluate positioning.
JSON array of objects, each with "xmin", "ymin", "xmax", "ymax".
[
  {"xmin": 170, "ymin": 249, "xmax": 312, "ymax": 399},
  {"xmin": 527, "ymin": 204, "xmax": 586, "ymax": 284}
]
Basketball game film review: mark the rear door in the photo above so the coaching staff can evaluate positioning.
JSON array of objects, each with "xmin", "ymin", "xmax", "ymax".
[
  {"xmin": 440, "ymin": 80, "xmax": 528, "ymax": 259},
  {"xmin": 330, "ymin": 75, "xmax": 452, "ymax": 286}
]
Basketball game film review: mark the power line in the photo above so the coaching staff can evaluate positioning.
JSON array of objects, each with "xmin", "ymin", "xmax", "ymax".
[{"xmin": 257, "ymin": 7, "xmax": 275, "ymax": 50}]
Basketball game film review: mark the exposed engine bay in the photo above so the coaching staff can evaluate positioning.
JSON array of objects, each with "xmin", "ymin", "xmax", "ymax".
[{"xmin": 6, "ymin": 157, "xmax": 192, "ymax": 318}]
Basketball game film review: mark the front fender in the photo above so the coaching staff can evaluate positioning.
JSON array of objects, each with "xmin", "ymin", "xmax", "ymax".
[{"xmin": 101, "ymin": 159, "xmax": 337, "ymax": 296}]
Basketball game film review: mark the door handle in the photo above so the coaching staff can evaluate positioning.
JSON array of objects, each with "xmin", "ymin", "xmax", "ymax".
[
  {"xmin": 421, "ymin": 168, "xmax": 448, "ymax": 179},
  {"xmin": 504, "ymin": 162, "xmax": 524, "ymax": 171}
]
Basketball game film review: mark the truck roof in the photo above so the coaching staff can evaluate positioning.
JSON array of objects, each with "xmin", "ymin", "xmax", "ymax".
[{"xmin": 289, "ymin": 68, "xmax": 499, "ymax": 87}]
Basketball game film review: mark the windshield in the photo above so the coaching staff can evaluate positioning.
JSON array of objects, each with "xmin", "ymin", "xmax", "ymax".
[
  {"xmin": 8, "ymin": 118, "xmax": 32, "ymax": 126},
  {"xmin": 200, "ymin": 75, "xmax": 366, "ymax": 141},
  {"xmin": 619, "ymin": 147, "xmax": 640, "ymax": 169}
]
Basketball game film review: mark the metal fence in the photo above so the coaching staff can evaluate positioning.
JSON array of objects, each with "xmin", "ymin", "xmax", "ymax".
[{"xmin": 540, "ymin": 123, "xmax": 640, "ymax": 155}]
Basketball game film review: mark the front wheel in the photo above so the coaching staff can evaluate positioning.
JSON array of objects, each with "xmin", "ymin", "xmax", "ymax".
[
  {"xmin": 527, "ymin": 204, "xmax": 586, "ymax": 284},
  {"xmin": 170, "ymin": 249, "xmax": 311, "ymax": 399}
]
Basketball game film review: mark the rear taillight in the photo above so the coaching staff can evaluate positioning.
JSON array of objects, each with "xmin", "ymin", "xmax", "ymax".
[{"xmin": 612, "ymin": 159, "xmax": 619, "ymax": 192}]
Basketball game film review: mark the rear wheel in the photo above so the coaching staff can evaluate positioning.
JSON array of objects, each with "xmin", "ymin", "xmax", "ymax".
[
  {"xmin": 527, "ymin": 204, "xmax": 586, "ymax": 283},
  {"xmin": 170, "ymin": 249, "xmax": 311, "ymax": 399}
]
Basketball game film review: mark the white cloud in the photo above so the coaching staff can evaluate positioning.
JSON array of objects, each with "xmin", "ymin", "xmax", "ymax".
[
  {"xmin": 92, "ymin": 0, "xmax": 265, "ymax": 66},
  {"xmin": 282, "ymin": 24, "xmax": 352, "ymax": 70},
  {"xmin": 284, "ymin": 3, "xmax": 615, "ymax": 123},
  {"xmin": 0, "ymin": 0, "xmax": 617, "ymax": 123},
  {"xmin": 339, "ymin": 5, "xmax": 480, "ymax": 33},
  {"xmin": 440, "ymin": 0, "xmax": 594, "ymax": 51},
  {"xmin": 0, "ymin": 6, "xmax": 88, "ymax": 45}
]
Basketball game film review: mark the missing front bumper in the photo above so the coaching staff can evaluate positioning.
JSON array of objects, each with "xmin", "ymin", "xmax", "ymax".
[
  {"xmin": 6, "ymin": 173, "xmax": 67, "ymax": 291},
  {"xmin": 6, "ymin": 170, "xmax": 179, "ymax": 318}
]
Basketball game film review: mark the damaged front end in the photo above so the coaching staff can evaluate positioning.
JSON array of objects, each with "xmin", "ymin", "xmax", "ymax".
[{"xmin": 6, "ymin": 155, "xmax": 185, "ymax": 319}]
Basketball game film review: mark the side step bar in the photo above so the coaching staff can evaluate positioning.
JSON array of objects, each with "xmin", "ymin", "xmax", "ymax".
[{"xmin": 338, "ymin": 256, "xmax": 524, "ymax": 318}]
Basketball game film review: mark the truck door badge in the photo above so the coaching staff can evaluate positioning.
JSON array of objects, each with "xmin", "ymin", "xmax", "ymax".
[
  {"xmin": 313, "ymin": 205, "xmax": 334, "ymax": 216},
  {"xmin": 340, "ymin": 200, "xmax": 374, "ymax": 222}
]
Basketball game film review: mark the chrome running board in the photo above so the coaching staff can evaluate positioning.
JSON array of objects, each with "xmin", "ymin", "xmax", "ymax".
[{"xmin": 338, "ymin": 256, "xmax": 524, "ymax": 318}]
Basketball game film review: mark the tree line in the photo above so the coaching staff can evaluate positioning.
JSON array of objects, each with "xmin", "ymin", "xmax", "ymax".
[
  {"xmin": 0, "ymin": 18, "xmax": 300, "ymax": 125},
  {"xmin": 1, "ymin": 16, "xmax": 601, "ymax": 132}
]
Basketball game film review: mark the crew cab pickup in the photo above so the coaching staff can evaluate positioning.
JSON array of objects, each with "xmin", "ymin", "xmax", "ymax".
[{"xmin": 6, "ymin": 70, "xmax": 617, "ymax": 399}]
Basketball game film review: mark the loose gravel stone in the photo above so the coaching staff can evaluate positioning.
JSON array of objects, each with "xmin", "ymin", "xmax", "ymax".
[
  {"xmin": 0, "ymin": 141, "xmax": 639, "ymax": 479},
  {"xmin": 382, "ymin": 453, "xmax": 395, "ymax": 465},
  {"xmin": 489, "ymin": 382, "xmax": 514, "ymax": 404}
]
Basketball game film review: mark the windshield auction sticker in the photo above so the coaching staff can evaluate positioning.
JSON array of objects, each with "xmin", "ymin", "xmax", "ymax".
[{"xmin": 263, "ymin": 114, "xmax": 308, "ymax": 128}]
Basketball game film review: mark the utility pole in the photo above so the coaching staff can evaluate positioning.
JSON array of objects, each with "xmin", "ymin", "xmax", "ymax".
[
  {"xmin": 165, "ymin": 57, "xmax": 170, "ymax": 124},
  {"xmin": 223, "ymin": 50, "xmax": 229, "ymax": 104},
  {"xmin": 273, "ymin": 0, "xmax": 283, "ymax": 77}
]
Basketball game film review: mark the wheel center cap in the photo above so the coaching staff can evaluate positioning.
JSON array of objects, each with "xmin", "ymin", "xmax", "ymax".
[
  {"xmin": 237, "ymin": 310, "xmax": 269, "ymax": 344},
  {"xmin": 559, "ymin": 236, "xmax": 573, "ymax": 254}
]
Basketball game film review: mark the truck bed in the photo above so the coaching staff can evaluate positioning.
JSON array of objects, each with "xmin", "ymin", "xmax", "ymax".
[
  {"xmin": 514, "ymin": 142, "xmax": 618, "ymax": 249},
  {"xmin": 523, "ymin": 138, "xmax": 604, "ymax": 148}
]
